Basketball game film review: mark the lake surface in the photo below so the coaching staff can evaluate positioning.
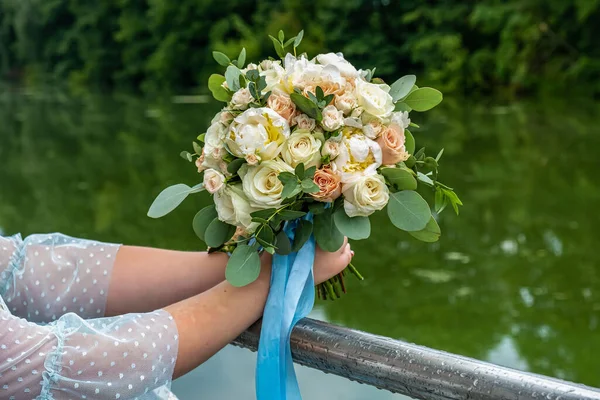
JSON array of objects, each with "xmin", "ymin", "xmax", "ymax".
[{"xmin": 1, "ymin": 87, "xmax": 599, "ymax": 399}]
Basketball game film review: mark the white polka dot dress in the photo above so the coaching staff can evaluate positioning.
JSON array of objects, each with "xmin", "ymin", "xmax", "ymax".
[{"xmin": 1, "ymin": 234, "xmax": 180, "ymax": 400}]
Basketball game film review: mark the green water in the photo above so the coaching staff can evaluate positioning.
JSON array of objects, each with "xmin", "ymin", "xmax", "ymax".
[{"xmin": 1, "ymin": 88, "xmax": 599, "ymax": 399}]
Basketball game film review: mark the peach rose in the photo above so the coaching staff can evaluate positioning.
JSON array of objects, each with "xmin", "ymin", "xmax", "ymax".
[
  {"xmin": 267, "ymin": 90, "xmax": 296, "ymax": 124},
  {"xmin": 245, "ymin": 153, "xmax": 259, "ymax": 166},
  {"xmin": 195, "ymin": 150, "xmax": 206, "ymax": 173},
  {"xmin": 376, "ymin": 124, "xmax": 410, "ymax": 165},
  {"xmin": 311, "ymin": 166, "xmax": 342, "ymax": 202}
]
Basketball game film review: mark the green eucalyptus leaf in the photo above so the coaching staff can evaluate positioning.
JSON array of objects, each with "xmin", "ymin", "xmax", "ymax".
[
  {"xmin": 212, "ymin": 51, "xmax": 230, "ymax": 67},
  {"xmin": 405, "ymin": 129, "xmax": 415, "ymax": 154},
  {"xmin": 192, "ymin": 205, "xmax": 217, "ymax": 241},
  {"xmin": 404, "ymin": 87, "xmax": 443, "ymax": 112},
  {"xmin": 278, "ymin": 30, "xmax": 284, "ymax": 42},
  {"xmin": 282, "ymin": 181, "xmax": 302, "ymax": 199},
  {"xmin": 381, "ymin": 167, "xmax": 417, "ymax": 191},
  {"xmin": 290, "ymin": 93, "xmax": 321, "ymax": 120},
  {"xmin": 305, "ymin": 166, "xmax": 316, "ymax": 179},
  {"xmin": 394, "ymin": 102, "xmax": 412, "ymax": 112},
  {"xmin": 227, "ymin": 158, "xmax": 246, "ymax": 175},
  {"xmin": 308, "ymin": 202, "xmax": 326, "ymax": 215},
  {"xmin": 251, "ymin": 217, "xmax": 269, "ymax": 224},
  {"xmin": 269, "ymin": 35, "xmax": 285, "ymax": 58},
  {"xmin": 279, "ymin": 210, "xmax": 307, "ymax": 220},
  {"xmin": 192, "ymin": 142, "xmax": 203, "ymax": 155},
  {"xmin": 284, "ymin": 37, "xmax": 295, "ymax": 47},
  {"xmin": 295, "ymin": 163, "xmax": 305, "ymax": 179},
  {"xmin": 275, "ymin": 231, "xmax": 292, "ymax": 255},
  {"xmin": 257, "ymin": 224, "xmax": 275, "ymax": 247},
  {"xmin": 251, "ymin": 208, "xmax": 277, "ymax": 220},
  {"xmin": 408, "ymin": 216, "xmax": 441, "ymax": 243},
  {"xmin": 225, "ymin": 245, "xmax": 261, "ymax": 287},
  {"xmin": 301, "ymin": 178, "xmax": 320, "ymax": 193},
  {"xmin": 314, "ymin": 209, "xmax": 345, "ymax": 252},
  {"xmin": 180, "ymin": 151, "xmax": 193, "ymax": 162},
  {"xmin": 387, "ymin": 190, "xmax": 431, "ymax": 232},
  {"xmin": 390, "ymin": 75, "xmax": 416, "ymax": 102},
  {"xmin": 208, "ymin": 74, "xmax": 231, "ymax": 102},
  {"xmin": 278, "ymin": 171, "xmax": 297, "ymax": 184},
  {"xmin": 225, "ymin": 65, "xmax": 242, "ymax": 92},
  {"xmin": 237, "ymin": 48, "xmax": 246, "ymax": 68},
  {"xmin": 204, "ymin": 218, "xmax": 237, "ymax": 248},
  {"xmin": 292, "ymin": 220, "xmax": 313, "ymax": 252},
  {"xmin": 148, "ymin": 183, "xmax": 202, "ymax": 218},
  {"xmin": 333, "ymin": 208, "xmax": 371, "ymax": 240},
  {"xmin": 417, "ymin": 172, "xmax": 434, "ymax": 186},
  {"xmin": 294, "ymin": 30, "xmax": 304, "ymax": 48},
  {"xmin": 435, "ymin": 189, "xmax": 447, "ymax": 213}
]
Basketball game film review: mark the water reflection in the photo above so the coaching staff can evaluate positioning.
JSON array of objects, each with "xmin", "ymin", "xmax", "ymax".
[{"xmin": 0, "ymin": 88, "xmax": 599, "ymax": 397}]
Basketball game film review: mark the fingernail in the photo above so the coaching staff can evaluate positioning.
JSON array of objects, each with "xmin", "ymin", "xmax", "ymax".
[{"xmin": 351, "ymin": 251, "xmax": 355, "ymax": 257}]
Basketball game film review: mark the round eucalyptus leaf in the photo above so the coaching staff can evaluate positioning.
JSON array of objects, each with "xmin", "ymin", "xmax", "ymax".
[
  {"xmin": 405, "ymin": 129, "xmax": 415, "ymax": 155},
  {"xmin": 314, "ymin": 209, "xmax": 345, "ymax": 252},
  {"xmin": 192, "ymin": 205, "xmax": 217, "ymax": 241},
  {"xmin": 148, "ymin": 184, "xmax": 192, "ymax": 219},
  {"xmin": 381, "ymin": 167, "xmax": 417, "ymax": 191},
  {"xmin": 404, "ymin": 87, "xmax": 443, "ymax": 112},
  {"xmin": 333, "ymin": 208, "xmax": 371, "ymax": 240},
  {"xmin": 275, "ymin": 230, "xmax": 292, "ymax": 255},
  {"xmin": 408, "ymin": 216, "xmax": 441, "ymax": 243},
  {"xmin": 204, "ymin": 218, "xmax": 236, "ymax": 248},
  {"xmin": 387, "ymin": 190, "xmax": 431, "ymax": 232},
  {"xmin": 226, "ymin": 245, "xmax": 261, "ymax": 287}
]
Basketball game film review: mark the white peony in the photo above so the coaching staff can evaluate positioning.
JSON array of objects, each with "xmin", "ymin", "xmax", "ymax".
[
  {"xmin": 342, "ymin": 173, "xmax": 389, "ymax": 217},
  {"xmin": 259, "ymin": 60, "xmax": 286, "ymax": 93},
  {"xmin": 321, "ymin": 105, "xmax": 344, "ymax": 132},
  {"xmin": 239, "ymin": 159, "xmax": 294, "ymax": 209},
  {"xmin": 334, "ymin": 131, "xmax": 382, "ymax": 183},
  {"xmin": 214, "ymin": 185, "xmax": 258, "ymax": 231},
  {"xmin": 355, "ymin": 79, "xmax": 394, "ymax": 118},
  {"xmin": 230, "ymin": 88, "xmax": 253, "ymax": 110},
  {"xmin": 281, "ymin": 129, "xmax": 323, "ymax": 168},
  {"xmin": 226, "ymin": 107, "xmax": 290, "ymax": 161},
  {"xmin": 391, "ymin": 111, "xmax": 411, "ymax": 129},
  {"xmin": 203, "ymin": 168, "xmax": 225, "ymax": 194},
  {"xmin": 316, "ymin": 52, "xmax": 359, "ymax": 78}
]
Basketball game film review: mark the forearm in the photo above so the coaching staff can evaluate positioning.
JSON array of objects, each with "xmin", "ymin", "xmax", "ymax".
[
  {"xmin": 105, "ymin": 245, "xmax": 229, "ymax": 316},
  {"xmin": 166, "ymin": 257, "xmax": 272, "ymax": 379}
]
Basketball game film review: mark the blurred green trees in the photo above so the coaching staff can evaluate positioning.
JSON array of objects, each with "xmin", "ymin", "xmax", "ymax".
[{"xmin": 1, "ymin": 0, "xmax": 599, "ymax": 95}]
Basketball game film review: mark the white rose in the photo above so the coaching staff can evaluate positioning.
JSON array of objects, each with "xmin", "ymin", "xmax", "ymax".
[
  {"xmin": 335, "ymin": 91, "xmax": 358, "ymax": 114},
  {"xmin": 334, "ymin": 133, "xmax": 382, "ymax": 183},
  {"xmin": 342, "ymin": 173, "xmax": 389, "ymax": 217},
  {"xmin": 321, "ymin": 139, "xmax": 340, "ymax": 160},
  {"xmin": 350, "ymin": 106, "xmax": 364, "ymax": 118},
  {"xmin": 203, "ymin": 168, "xmax": 225, "ymax": 194},
  {"xmin": 214, "ymin": 185, "xmax": 258, "ymax": 231},
  {"xmin": 231, "ymin": 88, "xmax": 253, "ymax": 110},
  {"xmin": 355, "ymin": 79, "xmax": 394, "ymax": 118},
  {"xmin": 316, "ymin": 53, "xmax": 359, "ymax": 78},
  {"xmin": 391, "ymin": 111, "xmax": 411, "ymax": 129},
  {"xmin": 293, "ymin": 113, "xmax": 316, "ymax": 131},
  {"xmin": 282, "ymin": 129, "xmax": 322, "ymax": 168},
  {"xmin": 321, "ymin": 105, "xmax": 344, "ymax": 132},
  {"xmin": 226, "ymin": 107, "xmax": 290, "ymax": 161},
  {"xmin": 260, "ymin": 60, "xmax": 286, "ymax": 92},
  {"xmin": 239, "ymin": 159, "xmax": 294, "ymax": 209}
]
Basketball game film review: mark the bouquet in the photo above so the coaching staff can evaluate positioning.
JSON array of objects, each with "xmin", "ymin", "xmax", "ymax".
[
  {"xmin": 148, "ymin": 30, "xmax": 461, "ymax": 297},
  {"xmin": 148, "ymin": 30, "xmax": 462, "ymax": 399}
]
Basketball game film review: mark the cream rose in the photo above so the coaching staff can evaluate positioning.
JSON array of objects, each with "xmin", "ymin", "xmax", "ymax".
[
  {"xmin": 231, "ymin": 88, "xmax": 253, "ymax": 110},
  {"xmin": 342, "ymin": 173, "xmax": 389, "ymax": 217},
  {"xmin": 281, "ymin": 129, "xmax": 322, "ymax": 168},
  {"xmin": 239, "ymin": 159, "xmax": 294, "ymax": 209},
  {"xmin": 226, "ymin": 107, "xmax": 290, "ymax": 161},
  {"xmin": 267, "ymin": 90, "xmax": 296, "ymax": 124},
  {"xmin": 293, "ymin": 113, "xmax": 316, "ymax": 131},
  {"xmin": 203, "ymin": 168, "xmax": 225, "ymax": 194},
  {"xmin": 321, "ymin": 138, "xmax": 341, "ymax": 160},
  {"xmin": 355, "ymin": 79, "xmax": 394, "ymax": 118},
  {"xmin": 311, "ymin": 166, "xmax": 342, "ymax": 202},
  {"xmin": 245, "ymin": 154, "xmax": 259, "ymax": 166},
  {"xmin": 376, "ymin": 124, "xmax": 410, "ymax": 165},
  {"xmin": 321, "ymin": 105, "xmax": 344, "ymax": 132},
  {"xmin": 214, "ymin": 185, "xmax": 257, "ymax": 231}
]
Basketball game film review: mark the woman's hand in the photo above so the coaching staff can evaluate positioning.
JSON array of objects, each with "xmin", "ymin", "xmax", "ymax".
[{"xmin": 314, "ymin": 237, "xmax": 353, "ymax": 284}]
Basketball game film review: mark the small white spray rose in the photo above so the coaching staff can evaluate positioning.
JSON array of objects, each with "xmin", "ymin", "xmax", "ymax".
[
  {"xmin": 203, "ymin": 169, "xmax": 226, "ymax": 194},
  {"xmin": 335, "ymin": 92, "xmax": 359, "ymax": 114},
  {"xmin": 293, "ymin": 113, "xmax": 316, "ymax": 131},
  {"xmin": 231, "ymin": 88, "xmax": 253, "ymax": 110},
  {"xmin": 321, "ymin": 139, "xmax": 341, "ymax": 160},
  {"xmin": 321, "ymin": 105, "xmax": 344, "ymax": 132}
]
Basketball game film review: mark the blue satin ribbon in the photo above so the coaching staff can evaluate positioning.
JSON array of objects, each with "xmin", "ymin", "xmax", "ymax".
[{"xmin": 256, "ymin": 215, "xmax": 316, "ymax": 400}]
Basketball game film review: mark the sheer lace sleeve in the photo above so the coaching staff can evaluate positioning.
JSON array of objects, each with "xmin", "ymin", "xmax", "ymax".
[
  {"xmin": 0, "ymin": 308, "xmax": 179, "ymax": 400},
  {"xmin": 0, "ymin": 234, "xmax": 120, "ymax": 322}
]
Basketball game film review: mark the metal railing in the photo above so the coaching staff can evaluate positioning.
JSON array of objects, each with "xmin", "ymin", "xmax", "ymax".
[{"xmin": 233, "ymin": 318, "xmax": 600, "ymax": 400}]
